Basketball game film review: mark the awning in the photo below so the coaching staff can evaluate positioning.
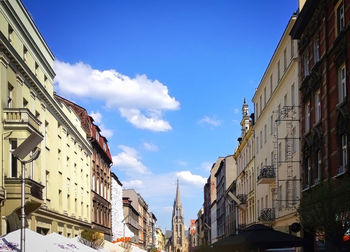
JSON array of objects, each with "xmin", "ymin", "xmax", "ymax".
[{"xmin": 212, "ymin": 224, "xmax": 304, "ymax": 251}]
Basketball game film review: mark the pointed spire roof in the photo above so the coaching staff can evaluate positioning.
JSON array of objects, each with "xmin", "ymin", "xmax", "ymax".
[{"xmin": 175, "ymin": 178, "xmax": 181, "ymax": 207}]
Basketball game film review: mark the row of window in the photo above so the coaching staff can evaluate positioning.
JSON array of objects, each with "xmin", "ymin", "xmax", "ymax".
[
  {"xmin": 8, "ymin": 24, "xmax": 50, "ymax": 88},
  {"xmin": 93, "ymin": 204, "xmax": 111, "ymax": 226},
  {"xmin": 305, "ymin": 64, "xmax": 346, "ymax": 133},
  {"xmin": 255, "ymin": 40, "xmax": 296, "ymax": 119},
  {"xmin": 58, "ymin": 189, "xmax": 89, "ymax": 220},
  {"xmin": 92, "ymin": 173, "xmax": 110, "ymax": 201},
  {"xmin": 303, "ymin": 134, "xmax": 348, "ymax": 189}
]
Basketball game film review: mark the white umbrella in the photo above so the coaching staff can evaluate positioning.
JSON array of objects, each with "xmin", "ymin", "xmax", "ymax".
[
  {"xmin": 129, "ymin": 245, "xmax": 146, "ymax": 252},
  {"xmin": 0, "ymin": 228, "xmax": 51, "ymax": 252},
  {"xmin": 45, "ymin": 232, "xmax": 97, "ymax": 252},
  {"xmin": 102, "ymin": 240, "xmax": 124, "ymax": 252}
]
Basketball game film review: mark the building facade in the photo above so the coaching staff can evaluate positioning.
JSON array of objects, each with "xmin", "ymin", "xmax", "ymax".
[
  {"xmin": 54, "ymin": 94, "xmax": 113, "ymax": 239},
  {"xmin": 188, "ymin": 219, "xmax": 197, "ymax": 251},
  {"xmin": 0, "ymin": 0, "xmax": 92, "ymax": 236},
  {"xmin": 202, "ymin": 177, "xmax": 211, "ymax": 245},
  {"xmin": 155, "ymin": 227, "xmax": 166, "ymax": 251},
  {"xmin": 214, "ymin": 155, "xmax": 237, "ymax": 240},
  {"xmin": 253, "ymin": 16, "xmax": 301, "ymax": 233},
  {"xmin": 111, "ymin": 172, "xmax": 133, "ymax": 242},
  {"xmin": 291, "ymin": 0, "xmax": 350, "ymax": 248},
  {"xmin": 234, "ymin": 99, "xmax": 255, "ymax": 230},
  {"xmin": 122, "ymin": 196, "xmax": 140, "ymax": 244},
  {"xmin": 209, "ymin": 157, "xmax": 223, "ymax": 244},
  {"xmin": 123, "ymin": 189, "xmax": 152, "ymax": 249}
]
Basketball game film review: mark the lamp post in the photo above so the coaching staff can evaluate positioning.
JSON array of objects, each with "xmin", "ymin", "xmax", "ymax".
[
  {"xmin": 121, "ymin": 214, "xmax": 129, "ymax": 249},
  {"xmin": 13, "ymin": 132, "xmax": 43, "ymax": 252}
]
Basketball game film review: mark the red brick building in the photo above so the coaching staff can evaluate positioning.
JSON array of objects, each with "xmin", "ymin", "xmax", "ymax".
[
  {"xmin": 291, "ymin": 0, "xmax": 349, "ymax": 190},
  {"xmin": 55, "ymin": 94, "xmax": 113, "ymax": 239},
  {"xmin": 291, "ymin": 0, "xmax": 350, "ymax": 249}
]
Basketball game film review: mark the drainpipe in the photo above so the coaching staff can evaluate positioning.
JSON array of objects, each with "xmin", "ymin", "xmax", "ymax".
[{"xmin": 1, "ymin": 131, "xmax": 13, "ymax": 204}]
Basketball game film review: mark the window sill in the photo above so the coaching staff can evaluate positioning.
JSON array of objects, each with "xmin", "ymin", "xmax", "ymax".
[
  {"xmin": 335, "ymin": 169, "xmax": 346, "ymax": 178},
  {"xmin": 336, "ymin": 99, "xmax": 347, "ymax": 109},
  {"xmin": 301, "ymin": 186, "xmax": 310, "ymax": 193}
]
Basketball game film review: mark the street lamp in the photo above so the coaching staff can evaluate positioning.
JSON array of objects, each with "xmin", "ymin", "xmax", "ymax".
[
  {"xmin": 121, "ymin": 214, "xmax": 129, "ymax": 249},
  {"xmin": 13, "ymin": 132, "xmax": 43, "ymax": 252}
]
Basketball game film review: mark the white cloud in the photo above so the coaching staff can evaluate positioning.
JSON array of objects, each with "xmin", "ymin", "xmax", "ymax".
[
  {"xmin": 54, "ymin": 60, "xmax": 180, "ymax": 132},
  {"xmin": 99, "ymin": 125, "xmax": 113, "ymax": 138},
  {"xmin": 120, "ymin": 108, "xmax": 171, "ymax": 132},
  {"xmin": 143, "ymin": 142, "xmax": 159, "ymax": 152},
  {"xmin": 176, "ymin": 170, "xmax": 207, "ymax": 187},
  {"xmin": 122, "ymin": 179, "xmax": 144, "ymax": 189},
  {"xmin": 198, "ymin": 116, "xmax": 221, "ymax": 127},
  {"xmin": 90, "ymin": 111, "xmax": 102, "ymax": 124},
  {"xmin": 90, "ymin": 111, "xmax": 113, "ymax": 138},
  {"xmin": 234, "ymin": 108, "xmax": 239, "ymax": 114},
  {"xmin": 112, "ymin": 145, "xmax": 149, "ymax": 175}
]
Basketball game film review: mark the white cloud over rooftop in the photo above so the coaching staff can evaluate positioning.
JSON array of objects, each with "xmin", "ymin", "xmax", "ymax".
[{"xmin": 54, "ymin": 60, "xmax": 180, "ymax": 132}]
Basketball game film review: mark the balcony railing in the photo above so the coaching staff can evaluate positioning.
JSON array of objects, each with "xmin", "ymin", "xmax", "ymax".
[
  {"xmin": 258, "ymin": 208, "xmax": 275, "ymax": 222},
  {"xmin": 237, "ymin": 194, "xmax": 247, "ymax": 204},
  {"xmin": 3, "ymin": 108, "xmax": 41, "ymax": 132},
  {"xmin": 4, "ymin": 177, "xmax": 44, "ymax": 215},
  {"xmin": 5, "ymin": 177, "xmax": 44, "ymax": 200},
  {"xmin": 257, "ymin": 166, "xmax": 275, "ymax": 184}
]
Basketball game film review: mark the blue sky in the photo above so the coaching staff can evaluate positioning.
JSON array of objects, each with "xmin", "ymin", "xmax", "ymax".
[{"xmin": 23, "ymin": 0, "xmax": 299, "ymax": 230}]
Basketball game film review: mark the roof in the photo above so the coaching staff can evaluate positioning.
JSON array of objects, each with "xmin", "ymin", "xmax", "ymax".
[
  {"xmin": 290, "ymin": 0, "xmax": 318, "ymax": 39},
  {"xmin": 174, "ymin": 179, "xmax": 182, "ymax": 207}
]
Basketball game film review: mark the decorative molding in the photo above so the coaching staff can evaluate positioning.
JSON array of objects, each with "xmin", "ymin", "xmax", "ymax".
[
  {"xmin": 16, "ymin": 72, "xmax": 24, "ymax": 85},
  {"xmin": 0, "ymin": 51, "xmax": 9, "ymax": 67}
]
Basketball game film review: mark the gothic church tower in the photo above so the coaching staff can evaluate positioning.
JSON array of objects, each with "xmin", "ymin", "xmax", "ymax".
[{"xmin": 171, "ymin": 179, "xmax": 187, "ymax": 252}]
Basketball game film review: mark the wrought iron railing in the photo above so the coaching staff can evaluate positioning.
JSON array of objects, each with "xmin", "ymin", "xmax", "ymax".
[
  {"xmin": 257, "ymin": 166, "xmax": 275, "ymax": 180},
  {"xmin": 258, "ymin": 208, "xmax": 275, "ymax": 222},
  {"xmin": 237, "ymin": 194, "xmax": 247, "ymax": 204}
]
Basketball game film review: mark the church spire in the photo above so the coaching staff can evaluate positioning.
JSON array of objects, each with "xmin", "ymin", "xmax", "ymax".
[{"xmin": 175, "ymin": 178, "xmax": 181, "ymax": 207}]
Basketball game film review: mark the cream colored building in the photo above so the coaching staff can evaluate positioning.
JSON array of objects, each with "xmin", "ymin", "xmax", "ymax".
[
  {"xmin": 234, "ymin": 99, "xmax": 255, "ymax": 229},
  {"xmin": 0, "ymin": 0, "xmax": 92, "ymax": 236},
  {"xmin": 252, "ymin": 15, "xmax": 300, "ymax": 234},
  {"xmin": 209, "ymin": 157, "xmax": 223, "ymax": 244}
]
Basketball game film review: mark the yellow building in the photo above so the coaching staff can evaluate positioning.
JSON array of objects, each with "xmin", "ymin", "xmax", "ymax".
[
  {"xmin": 252, "ymin": 15, "xmax": 301, "ymax": 234},
  {"xmin": 0, "ymin": 0, "xmax": 92, "ymax": 236},
  {"xmin": 233, "ymin": 99, "xmax": 255, "ymax": 229}
]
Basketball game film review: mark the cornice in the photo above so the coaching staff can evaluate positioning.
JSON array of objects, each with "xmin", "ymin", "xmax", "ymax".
[
  {"xmin": 1, "ymin": 0, "xmax": 55, "ymax": 78},
  {"xmin": 35, "ymin": 207, "xmax": 92, "ymax": 228},
  {"xmin": 0, "ymin": 51, "xmax": 9, "ymax": 67},
  {"xmin": 0, "ymin": 34, "xmax": 92, "ymax": 155}
]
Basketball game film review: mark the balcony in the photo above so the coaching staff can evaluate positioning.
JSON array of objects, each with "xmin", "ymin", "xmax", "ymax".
[
  {"xmin": 258, "ymin": 208, "xmax": 275, "ymax": 223},
  {"xmin": 257, "ymin": 166, "xmax": 276, "ymax": 184},
  {"xmin": 3, "ymin": 108, "xmax": 41, "ymax": 133},
  {"xmin": 237, "ymin": 194, "xmax": 247, "ymax": 205},
  {"xmin": 4, "ymin": 177, "xmax": 44, "ymax": 216}
]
